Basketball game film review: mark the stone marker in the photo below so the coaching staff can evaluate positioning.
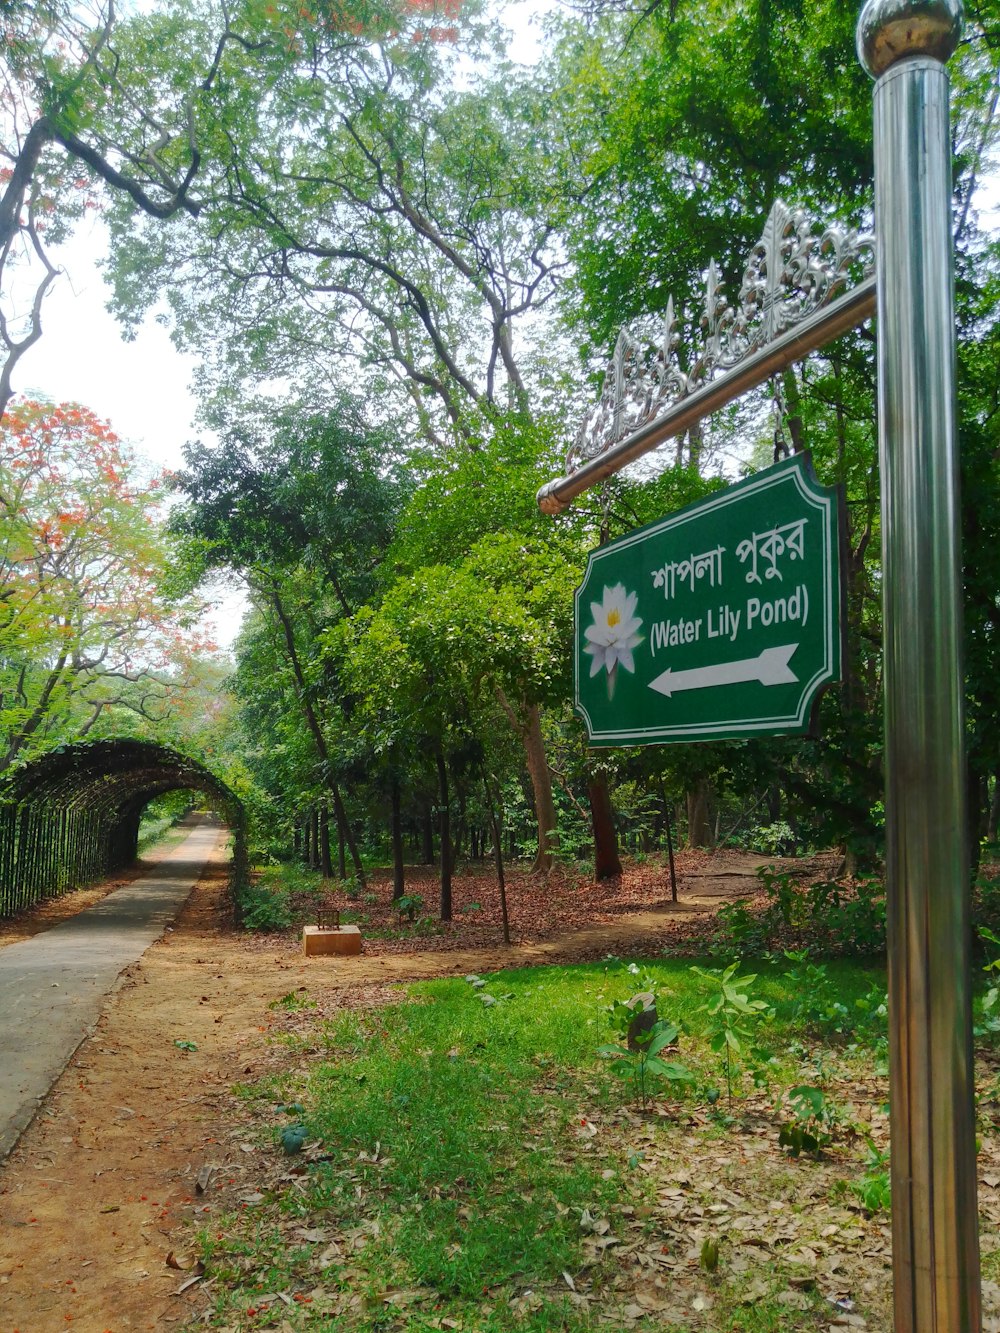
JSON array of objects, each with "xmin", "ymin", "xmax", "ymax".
[
  {"xmin": 302, "ymin": 924, "xmax": 362, "ymax": 957},
  {"xmin": 626, "ymin": 991, "xmax": 657, "ymax": 1051}
]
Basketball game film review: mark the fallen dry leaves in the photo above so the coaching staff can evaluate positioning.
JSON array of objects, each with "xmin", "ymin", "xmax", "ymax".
[{"xmin": 243, "ymin": 848, "xmax": 841, "ymax": 963}]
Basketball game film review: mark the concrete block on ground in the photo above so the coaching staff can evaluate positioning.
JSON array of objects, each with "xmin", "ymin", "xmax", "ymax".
[{"xmin": 302, "ymin": 924, "xmax": 362, "ymax": 957}]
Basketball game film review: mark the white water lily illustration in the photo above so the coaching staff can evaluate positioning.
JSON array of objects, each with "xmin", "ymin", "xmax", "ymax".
[{"xmin": 584, "ymin": 583, "xmax": 643, "ymax": 698}]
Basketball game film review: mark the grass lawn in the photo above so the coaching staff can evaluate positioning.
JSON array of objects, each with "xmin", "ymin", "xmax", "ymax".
[{"xmin": 189, "ymin": 954, "xmax": 1000, "ymax": 1331}]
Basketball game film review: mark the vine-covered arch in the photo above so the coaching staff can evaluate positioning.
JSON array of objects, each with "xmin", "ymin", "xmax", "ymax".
[{"xmin": 0, "ymin": 739, "xmax": 247, "ymax": 919}]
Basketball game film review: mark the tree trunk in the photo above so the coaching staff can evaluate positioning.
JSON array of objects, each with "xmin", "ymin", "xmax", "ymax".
[
  {"xmin": 268, "ymin": 588, "xmax": 365, "ymax": 886},
  {"xmin": 687, "ymin": 420, "xmax": 703, "ymax": 469},
  {"xmin": 270, "ymin": 591, "xmax": 368, "ymax": 885},
  {"xmin": 482, "ymin": 769, "xmax": 510, "ymax": 946},
  {"xmin": 391, "ymin": 773, "xmax": 405, "ymax": 901},
  {"xmin": 436, "ymin": 747, "xmax": 452, "ymax": 921},
  {"xmin": 452, "ymin": 779, "xmax": 466, "ymax": 876},
  {"xmin": 494, "ymin": 689, "xmax": 557, "ymax": 872},
  {"xmin": 587, "ymin": 772, "xmax": 622, "ymax": 880},
  {"xmin": 310, "ymin": 808, "xmax": 321, "ymax": 870},
  {"xmin": 522, "ymin": 701, "xmax": 558, "ymax": 872},
  {"xmin": 331, "ymin": 783, "xmax": 362, "ymax": 885},
  {"xmin": 782, "ymin": 367, "xmax": 806, "ymax": 455},
  {"xmin": 665, "ymin": 809, "xmax": 678, "ymax": 903},
  {"xmin": 319, "ymin": 805, "xmax": 333, "ymax": 878},
  {"xmin": 422, "ymin": 802, "xmax": 435, "ymax": 864},
  {"xmin": 686, "ymin": 779, "xmax": 714, "ymax": 849},
  {"xmin": 989, "ymin": 770, "xmax": 1000, "ymax": 843},
  {"xmin": 767, "ymin": 785, "xmax": 781, "ymax": 823},
  {"xmin": 970, "ymin": 759, "xmax": 986, "ymax": 879}
]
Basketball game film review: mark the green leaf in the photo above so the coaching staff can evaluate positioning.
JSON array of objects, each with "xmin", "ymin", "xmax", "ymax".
[
  {"xmin": 646, "ymin": 1023, "xmax": 680, "ymax": 1057},
  {"xmin": 645, "ymin": 1057, "xmax": 693, "ymax": 1082},
  {"xmin": 280, "ymin": 1125, "xmax": 307, "ymax": 1155}
]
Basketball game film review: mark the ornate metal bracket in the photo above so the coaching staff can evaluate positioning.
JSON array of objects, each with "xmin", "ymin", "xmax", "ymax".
[{"xmin": 564, "ymin": 200, "xmax": 875, "ymax": 478}]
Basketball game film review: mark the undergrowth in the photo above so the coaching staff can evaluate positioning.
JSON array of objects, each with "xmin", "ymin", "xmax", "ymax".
[{"xmin": 195, "ymin": 957, "xmax": 898, "ymax": 1330}]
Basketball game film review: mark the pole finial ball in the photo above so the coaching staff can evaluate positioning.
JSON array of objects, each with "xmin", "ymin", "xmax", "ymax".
[{"xmin": 857, "ymin": 0, "xmax": 963, "ymax": 77}]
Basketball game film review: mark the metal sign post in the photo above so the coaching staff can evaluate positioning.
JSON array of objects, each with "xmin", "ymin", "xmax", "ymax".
[
  {"xmin": 540, "ymin": 1, "xmax": 981, "ymax": 1320},
  {"xmin": 858, "ymin": 2, "xmax": 980, "ymax": 1328}
]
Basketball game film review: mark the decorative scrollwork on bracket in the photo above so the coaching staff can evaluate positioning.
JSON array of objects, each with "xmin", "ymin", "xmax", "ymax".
[{"xmin": 567, "ymin": 200, "xmax": 875, "ymax": 475}]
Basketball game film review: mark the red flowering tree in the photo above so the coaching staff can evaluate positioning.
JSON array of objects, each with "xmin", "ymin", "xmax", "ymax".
[{"xmin": 0, "ymin": 399, "xmax": 214, "ymax": 771}]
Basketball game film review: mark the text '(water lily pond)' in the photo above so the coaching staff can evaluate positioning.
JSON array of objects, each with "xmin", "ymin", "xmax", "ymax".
[{"xmin": 575, "ymin": 454, "xmax": 844, "ymax": 745}]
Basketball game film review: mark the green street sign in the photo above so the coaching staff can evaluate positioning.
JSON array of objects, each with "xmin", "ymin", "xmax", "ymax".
[{"xmin": 575, "ymin": 454, "xmax": 844, "ymax": 745}]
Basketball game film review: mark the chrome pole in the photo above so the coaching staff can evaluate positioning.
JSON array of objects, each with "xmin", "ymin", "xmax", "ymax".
[{"xmin": 858, "ymin": 3, "xmax": 980, "ymax": 1329}]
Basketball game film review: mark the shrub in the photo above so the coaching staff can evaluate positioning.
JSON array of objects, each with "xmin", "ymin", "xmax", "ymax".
[
  {"xmin": 711, "ymin": 870, "xmax": 887, "ymax": 957},
  {"xmin": 599, "ymin": 979, "xmax": 692, "ymax": 1109},
  {"xmin": 778, "ymin": 1085, "xmax": 839, "ymax": 1158},
  {"xmin": 237, "ymin": 883, "xmax": 293, "ymax": 932},
  {"xmin": 748, "ymin": 820, "xmax": 798, "ymax": 856},
  {"xmin": 712, "ymin": 897, "xmax": 771, "ymax": 957},
  {"xmin": 232, "ymin": 863, "xmax": 325, "ymax": 931},
  {"xmin": 396, "ymin": 892, "xmax": 425, "ymax": 922}
]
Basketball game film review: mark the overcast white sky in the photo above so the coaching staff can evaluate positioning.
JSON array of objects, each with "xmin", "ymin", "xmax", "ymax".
[{"xmin": 17, "ymin": 222, "xmax": 200, "ymax": 473}]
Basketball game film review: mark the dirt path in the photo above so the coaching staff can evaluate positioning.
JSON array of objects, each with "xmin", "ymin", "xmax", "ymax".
[{"xmin": 0, "ymin": 844, "xmax": 766, "ymax": 1333}]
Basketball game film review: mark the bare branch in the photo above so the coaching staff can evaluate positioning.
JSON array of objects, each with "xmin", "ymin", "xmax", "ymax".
[{"xmin": 0, "ymin": 187, "xmax": 59, "ymax": 420}]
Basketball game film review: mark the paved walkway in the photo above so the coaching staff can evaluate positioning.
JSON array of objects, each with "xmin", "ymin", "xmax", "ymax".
[{"xmin": 0, "ymin": 822, "xmax": 226, "ymax": 1158}]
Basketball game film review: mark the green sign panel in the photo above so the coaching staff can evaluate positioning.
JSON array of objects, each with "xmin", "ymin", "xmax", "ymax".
[{"xmin": 575, "ymin": 454, "xmax": 843, "ymax": 745}]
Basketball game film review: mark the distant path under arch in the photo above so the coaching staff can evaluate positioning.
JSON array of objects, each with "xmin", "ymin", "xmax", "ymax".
[{"xmin": 0, "ymin": 739, "xmax": 246, "ymax": 919}]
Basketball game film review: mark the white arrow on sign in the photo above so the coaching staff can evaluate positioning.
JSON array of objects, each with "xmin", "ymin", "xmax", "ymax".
[{"xmin": 648, "ymin": 644, "xmax": 799, "ymax": 698}]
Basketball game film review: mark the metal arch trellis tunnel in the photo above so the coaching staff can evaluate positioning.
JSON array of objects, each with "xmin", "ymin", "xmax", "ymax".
[{"xmin": 0, "ymin": 738, "xmax": 247, "ymax": 919}]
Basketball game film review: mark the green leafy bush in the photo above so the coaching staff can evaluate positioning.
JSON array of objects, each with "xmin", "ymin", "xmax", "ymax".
[
  {"xmin": 848, "ymin": 1140, "xmax": 891, "ymax": 1213},
  {"xmin": 806, "ymin": 877, "xmax": 886, "ymax": 953},
  {"xmin": 973, "ymin": 853, "xmax": 1000, "ymax": 935},
  {"xmin": 690, "ymin": 961, "xmax": 773, "ymax": 1103},
  {"xmin": 238, "ymin": 883, "xmax": 293, "ymax": 931},
  {"xmin": 396, "ymin": 892, "xmax": 425, "ymax": 922},
  {"xmin": 748, "ymin": 820, "xmax": 797, "ymax": 856},
  {"xmin": 712, "ymin": 898, "xmax": 771, "ymax": 957},
  {"xmin": 778, "ymin": 1084, "xmax": 838, "ymax": 1158},
  {"xmin": 599, "ymin": 982, "xmax": 692, "ymax": 1109},
  {"xmin": 712, "ymin": 871, "xmax": 886, "ymax": 958},
  {"xmin": 974, "ymin": 925, "xmax": 1000, "ymax": 1038},
  {"xmin": 233, "ymin": 863, "xmax": 325, "ymax": 931},
  {"xmin": 783, "ymin": 950, "xmax": 852, "ymax": 1036}
]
